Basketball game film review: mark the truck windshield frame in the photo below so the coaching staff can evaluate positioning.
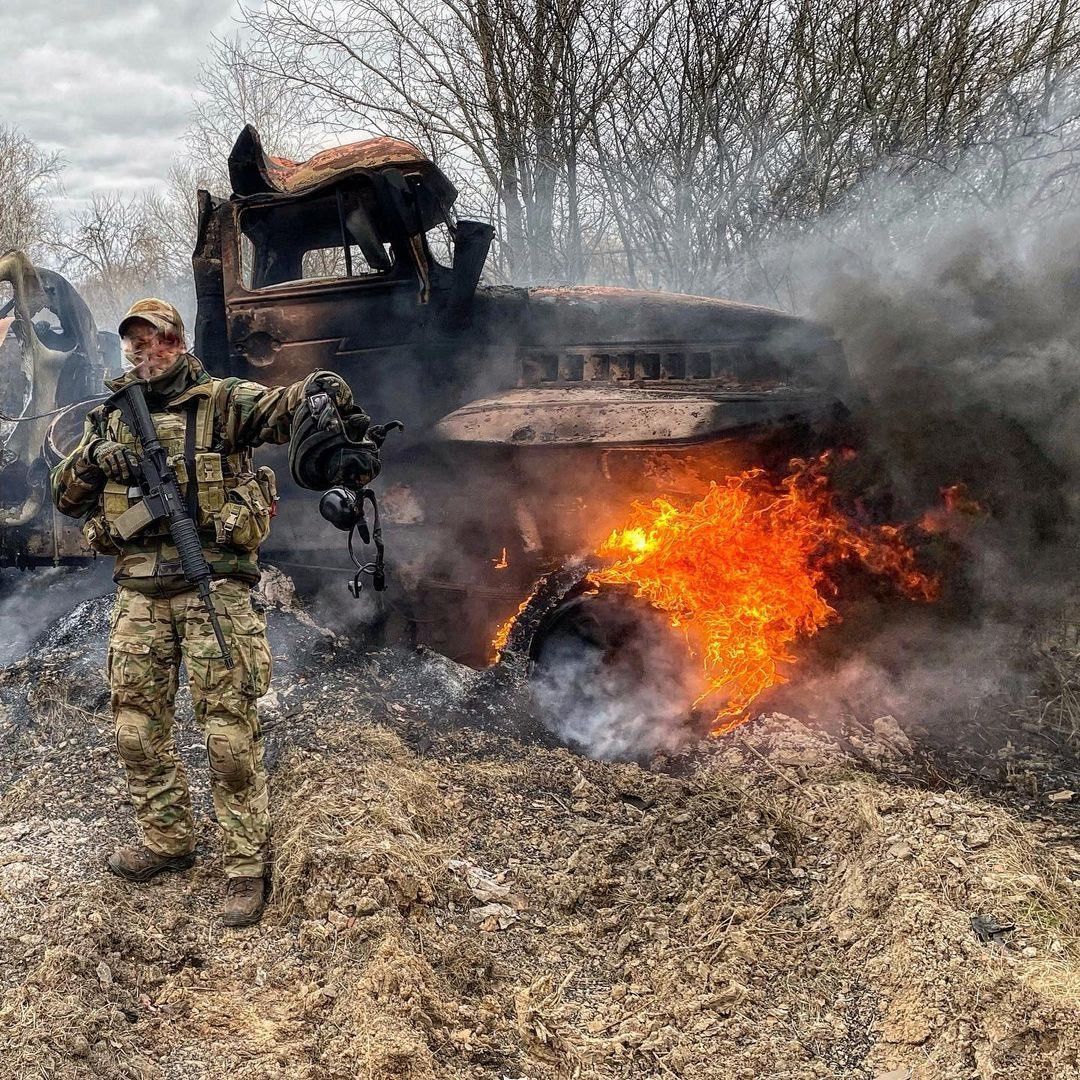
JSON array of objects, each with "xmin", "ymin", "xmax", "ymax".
[{"xmin": 237, "ymin": 182, "xmax": 396, "ymax": 291}]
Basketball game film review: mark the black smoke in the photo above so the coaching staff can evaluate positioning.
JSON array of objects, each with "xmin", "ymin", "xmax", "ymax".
[{"xmin": 757, "ymin": 207, "xmax": 1080, "ymax": 723}]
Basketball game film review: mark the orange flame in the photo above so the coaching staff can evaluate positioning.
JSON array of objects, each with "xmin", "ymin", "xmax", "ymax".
[
  {"xmin": 491, "ymin": 597, "xmax": 524, "ymax": 661},
  {"xmin": 492, "ymin": 547, "xmax": 509, "ymax": 569},
  {"xmin": 590, "ymin": 454, "xmax": 939, "ymax": 732},
  {"xmin": 919, "ymin": 483, "xmax": 985, "ymax": 535}
]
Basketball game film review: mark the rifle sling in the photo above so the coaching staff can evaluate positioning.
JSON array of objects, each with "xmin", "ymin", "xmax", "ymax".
[{"xmin": 183, "ymin": 399, "xmax": 199, "ymax": 521}]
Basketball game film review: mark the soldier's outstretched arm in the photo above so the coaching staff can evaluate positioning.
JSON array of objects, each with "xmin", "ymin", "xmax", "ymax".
[
  {"xmin": 49, "ymin": 407, "xmax": 109, "ymax": 519},
  {"xmin": 220, "ymin": 370, "xmax": 361, "ymax": 450}
]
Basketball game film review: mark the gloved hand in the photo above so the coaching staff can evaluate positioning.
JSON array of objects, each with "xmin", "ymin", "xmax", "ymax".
[
  {"xmin": 308, "ymin": 371, "xmax": 352, "ymax": 405},
  {"xmin": 91, "ymin": 440, "xmax": 139, "ymax": 484},
  {"xmin": 367, "ymin": 419, "xmax": 404, "ymax": 448},
  {"xmin": 342, "ymin": 406, "xmax": 372, "ymax": 442}
]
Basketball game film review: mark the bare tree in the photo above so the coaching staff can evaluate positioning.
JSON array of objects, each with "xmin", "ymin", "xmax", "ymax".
[
  {"xmin": 188, "ymin": 33, "xmax": 318, "ymax": 190},
  {"xmin": 144, "ymin": 159, "xmax": 216, "ymax": 271},
  {"xmin": 0, "ymin": 126, "xmax": 62, "ymax": 260},
  {"xmin": 587, "ymin": 0, "xmax": 1080, "ymax": 298},
  {"xmin": 57, "ymin": 193, "xmax": 190, "ymax": 330},
  {"xmin": 211, "ymin": 0, "xmax": 1080, "ymax": 297},
  {"xmin": 89, "ymin": 33, "xmax": 327, "ymax": 328},
  {"xmin": 236, "ymin": 0, "xmax": 668, "ymax": 282}
]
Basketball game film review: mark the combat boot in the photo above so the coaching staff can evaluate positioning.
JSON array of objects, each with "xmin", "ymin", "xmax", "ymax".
[
  {"xmin": 222, "ymin": 875, "xmax": 266, "ymax": 927},
  {"xmin": 107, "ymin": 844, "xmax": 195, "ymax": 882}
]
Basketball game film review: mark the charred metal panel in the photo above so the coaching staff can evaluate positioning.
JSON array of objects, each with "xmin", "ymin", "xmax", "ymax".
[
  {"xmin": 0, "ymin": 254, "xmax": 110, "ymax": 561},
  {"xmin": 229, "ymin": 123, "xmax": 456, "ymax": 212},
  {"xmin": 518, "ymin": 288, "xmax": 846, "ymax": 394},
  {"xmin": 192, "ymin": 190, "xmax": 230, "ymax": 370},
  {"xmin": 445, "ymin": 219, "xmax": 496, "ymax": 328},
  {"xmin": 432, "ymin": 386, "xmax": 841, "ymax": 447},
  {"xmin": 516, "ymin": 341, "xmax": 841, "ymax": 393},
  {"xmin": 525, "ymin": 285, "xmax": 805, "ymax": 340}
]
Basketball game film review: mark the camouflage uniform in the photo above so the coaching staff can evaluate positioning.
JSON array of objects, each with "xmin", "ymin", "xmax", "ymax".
[{"xmin": 51, "ymin": 350, "xmax": 354, "ymax": 879}]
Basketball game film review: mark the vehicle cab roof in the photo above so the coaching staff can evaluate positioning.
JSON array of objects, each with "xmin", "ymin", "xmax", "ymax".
[{"xmin": 227, "ymin": 124, "xmax": 457, "ymax": 206}]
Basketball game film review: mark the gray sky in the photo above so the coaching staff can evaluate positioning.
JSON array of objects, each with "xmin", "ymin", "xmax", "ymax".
[{"xmin": 5, "ymin": 0, "xmax": 249, "ymax": 216}]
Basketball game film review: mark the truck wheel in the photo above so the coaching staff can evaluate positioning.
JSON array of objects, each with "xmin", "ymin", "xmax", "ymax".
[{"xmin": 525, "ymin": 584, "xmax": 703, "ymax": 761}]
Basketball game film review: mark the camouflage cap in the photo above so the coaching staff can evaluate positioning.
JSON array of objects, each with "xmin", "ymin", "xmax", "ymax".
[{"xmin": 118, "ymin": 298, "xmax": 185, "ymax": 340}]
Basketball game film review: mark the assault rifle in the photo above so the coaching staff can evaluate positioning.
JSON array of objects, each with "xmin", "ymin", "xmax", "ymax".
[{"xmin": 105, "ymin": 380, "xmax": 233, "ymax": 668}]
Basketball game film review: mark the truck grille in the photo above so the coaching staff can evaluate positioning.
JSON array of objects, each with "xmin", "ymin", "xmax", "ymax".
[{"xmin": 518, "ymin": 341, "xmax": 836, "ymax": 389}]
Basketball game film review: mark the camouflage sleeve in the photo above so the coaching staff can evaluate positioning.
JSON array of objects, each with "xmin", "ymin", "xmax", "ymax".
[
  {"xmin": 220, "ymin": 370, "xmax": 356, "ymax": 450},
  {"xmin": 49, "ymin": 407, "xmax": 107, "ymax": 519}
]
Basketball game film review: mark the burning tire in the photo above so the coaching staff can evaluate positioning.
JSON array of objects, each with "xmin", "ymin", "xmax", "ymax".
[
  {"xmin": 496, "ymin": 569, "xmax": 704, "ymax": 761},
  {"xmin": 492, "ymin": 453, "xmax": 944, "ymax": 757}
]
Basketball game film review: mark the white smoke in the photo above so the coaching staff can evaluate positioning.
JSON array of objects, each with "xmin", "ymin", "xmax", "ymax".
[
  {"xmin": 0, "ymin": 563, "xmax": 114, "ymax": 666},
  {"xmin": 530, "ymin": 605, "xmax": 705, "ymax": 762}
]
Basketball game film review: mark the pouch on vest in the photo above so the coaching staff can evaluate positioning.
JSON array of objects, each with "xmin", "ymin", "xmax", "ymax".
[
  {"xmin": 195, "ymin": 452, "xmax": 226, "ymax": 524},
  {"xmin": 167, "ymin": 453, "xmax": 188, "ymax": 488},
  {"xmin": 214, "ymin": 470, "xmax": 274, "ymax": 552},
  {"xmin": 100, "ymin": 479, "xmax": 158, "ymax": 541},
  {"xmin": 81, "ymin": 511, "xmax": 120, "ymax": 555},
  {"xmin": 255, "ymin": 465, "xmax": 278, "ymax": 517},
  {"xmin": 102, "ymin": 479, "xmax": 131, "ymax": 524}
]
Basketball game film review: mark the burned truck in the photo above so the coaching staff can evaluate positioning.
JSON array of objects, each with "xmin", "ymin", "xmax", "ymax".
[{"xmin": 13, "ymin": 125, "xmax": 853, "ymax": 673}]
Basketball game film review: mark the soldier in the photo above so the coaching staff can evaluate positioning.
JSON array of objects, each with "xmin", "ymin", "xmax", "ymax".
[{"xmin": 50, "ymin": 298, "xmax": 377, "ymax": 927}]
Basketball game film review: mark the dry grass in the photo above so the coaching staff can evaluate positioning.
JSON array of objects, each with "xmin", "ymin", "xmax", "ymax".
[
  {"xmin": 272, "ymin": 742, "xmax": 459, "ymax": 923},
  {"xmin": 1025, "ymin": 642, "xmax": 1080, "ymax": 749},
  {"xmin": 1, "ymin": 697, "xmax": 1078, "ymax": 1078}
]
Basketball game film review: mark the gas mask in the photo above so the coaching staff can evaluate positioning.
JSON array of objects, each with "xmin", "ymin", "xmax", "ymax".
[{"xmin": 289, "ymin": 372, "xmax": 402, "ymax": 595}]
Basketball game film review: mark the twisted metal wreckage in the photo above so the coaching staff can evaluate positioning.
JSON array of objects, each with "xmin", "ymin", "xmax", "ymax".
[{"xmin": 0, "ymin": 127, "xmax": 862, "ymax": 726}]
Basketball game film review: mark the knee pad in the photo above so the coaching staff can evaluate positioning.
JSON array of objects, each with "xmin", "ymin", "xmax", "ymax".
[
  {"xmin": 115, "ymin": 722, "xmax": 151, "ymax": 766},
  {"xmin": 206, "ymin": 731, "xmax": 254, "ymax": 793}
]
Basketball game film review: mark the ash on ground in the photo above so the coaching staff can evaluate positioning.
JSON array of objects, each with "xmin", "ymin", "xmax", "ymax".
[{"xmin": 0, "ymin": 568, "xmax": 1078, "ymax": 1079}]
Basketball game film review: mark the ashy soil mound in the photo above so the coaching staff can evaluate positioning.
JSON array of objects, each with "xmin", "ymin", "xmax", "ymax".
[{"xmin": 0, "ymin": 584, "xmax": 1077, "ymax": 1079}]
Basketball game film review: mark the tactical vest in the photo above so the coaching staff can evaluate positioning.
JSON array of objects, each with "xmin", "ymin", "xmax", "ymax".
[{"xmin": 82, "ymin": 378, "xmax": 277, "ymax": 562}]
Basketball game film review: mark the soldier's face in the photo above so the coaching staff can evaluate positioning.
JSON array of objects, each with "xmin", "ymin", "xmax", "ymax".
[{"xmin": 122, "ymin": 322, "xmax": 184, "ymax": 379}]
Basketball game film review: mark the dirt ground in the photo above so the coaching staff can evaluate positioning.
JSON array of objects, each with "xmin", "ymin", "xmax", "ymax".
[{"xmin": 0, "ymin": 572, "xmax": 1077, "ymax": 1079}]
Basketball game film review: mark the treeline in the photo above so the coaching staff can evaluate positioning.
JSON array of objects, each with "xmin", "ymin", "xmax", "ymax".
[
  {"xmin": 239, "ymin": 0, "xmax": 1080, "ymax": 296},
  {"xmin": 5, "ymin": 0, "xmax": 1080, "ymax": 324}
]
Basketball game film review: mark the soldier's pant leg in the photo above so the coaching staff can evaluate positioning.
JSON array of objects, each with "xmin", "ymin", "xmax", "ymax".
[
  {"xmin": 108, "ymin": 587, "xmax": 194, "ymax": 856},
  {"xmin": 178, "ymin": 580, "xmax": 272, "ymax": 879}
]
